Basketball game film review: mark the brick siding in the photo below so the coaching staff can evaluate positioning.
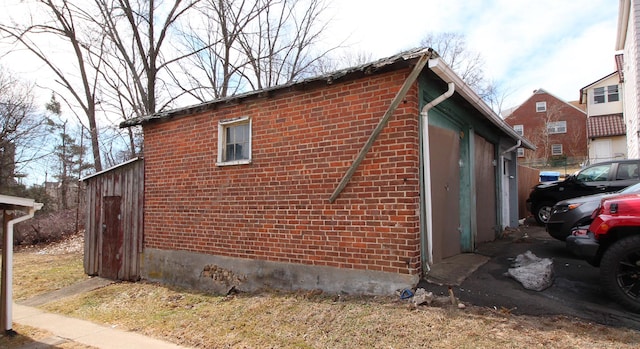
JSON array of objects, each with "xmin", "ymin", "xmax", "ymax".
[{"xmin": 143, "ymin": 69, "xmax": 422, "ymax": 275}]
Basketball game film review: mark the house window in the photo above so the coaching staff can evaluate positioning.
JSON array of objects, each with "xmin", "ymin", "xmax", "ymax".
[
  {"xmin": 536, "ymin": 101, "xmax": 547, "ymax": 112},
  {"xmin": 594, "ymin": 85, "xmax": 620, "ymax": 104},
  {"xmin": 551, "ymin": 144, "xmax": 563, "ymax": 156},
  {"xmin": 217, "ymin": 116, "xmax": 251, "ymax": 166},
  {"xmin": 517, "ymin": 148, "xmax": 525, "ymax": 157},
  {"xmin": 513, "ymin": 124, "xmax": 524, "ymax": 136},
  {"xmin": 547, "ymin": 121, "xmax": 567, "ymax": 134},
  {"xmin": 607, "ymin": 85, "xmax": 619, "ymax": 102}
]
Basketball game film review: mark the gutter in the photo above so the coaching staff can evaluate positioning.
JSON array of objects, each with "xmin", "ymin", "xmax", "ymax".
[
  {"xmin": 428, "ymin": 59, "xmax": 535, "ymax": 150},
  {"xmin": 502, "ymin": 139, "xmax": 522, "ymax": 155},
  {"xmin": 420, "ymin": 81, "xmax": 455, "ymax": 267}
]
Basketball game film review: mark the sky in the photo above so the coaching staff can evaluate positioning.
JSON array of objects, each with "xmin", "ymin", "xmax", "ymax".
[
  {"xmin": 0, "ymin": 0, "xmax": 622, "ymax": 185},
  {"xmin": 325, "ymin": 0, "xmax": 620, "ymax": 110},
  {"xmin": 0, "ymin": 0, "xmax": 620, "ymax": 112}
]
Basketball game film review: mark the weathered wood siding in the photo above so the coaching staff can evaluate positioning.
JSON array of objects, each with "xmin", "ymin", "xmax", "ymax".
[
  {"xmin": 83, "ymin": 158, "xmax": 144, "ymax": 281},
  {"xmin": 517, "ymin": 165, "xmax": 539, "ymax": 219}
]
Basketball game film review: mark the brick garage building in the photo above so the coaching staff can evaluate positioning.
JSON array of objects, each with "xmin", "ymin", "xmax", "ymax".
[
  {"xmin": 504, "ymin": 89, "xmax": 587, "ymax": 166},
  {"xmin": 119, "ymin": 48, "xmax": 533, "ymax": 295}
]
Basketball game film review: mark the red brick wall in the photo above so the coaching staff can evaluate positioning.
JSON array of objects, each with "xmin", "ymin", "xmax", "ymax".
[
  {"xmin": 143, "ymin": 70, "xmax": 422, "ymax": 275},
  {"xmin": 505, "ymin": 92, "xmax": 587, "ymax": 162}
]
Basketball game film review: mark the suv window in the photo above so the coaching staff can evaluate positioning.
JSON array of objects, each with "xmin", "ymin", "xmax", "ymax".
[
  {"xmin": 576, "ymin": 164, "xmax": 611, "ymax": 182},
  {"xmin": 616, "ymin": 162, "xmax": 640, "ymax": 180}
]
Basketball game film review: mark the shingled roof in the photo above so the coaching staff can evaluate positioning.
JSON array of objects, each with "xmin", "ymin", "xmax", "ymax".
[{"xmin": 587, "ymin": 113, "xmax": 626, "ymax": 138}]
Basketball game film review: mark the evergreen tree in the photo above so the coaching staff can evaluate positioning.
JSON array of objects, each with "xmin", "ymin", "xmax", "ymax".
[{"xmin": 46, "ymin": 95, "xmax": 92, "ymax": 210}]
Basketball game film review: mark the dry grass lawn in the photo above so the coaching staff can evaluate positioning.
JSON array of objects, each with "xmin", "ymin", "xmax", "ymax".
[{"xmin": 2, "ymin": 234, "xmax": 640, "ymax": 348}]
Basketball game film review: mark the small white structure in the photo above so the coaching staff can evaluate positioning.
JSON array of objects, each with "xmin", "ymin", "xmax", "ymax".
[{"xmin": 0, "ymin": 195, "xmax": 42, "ymax": 334}]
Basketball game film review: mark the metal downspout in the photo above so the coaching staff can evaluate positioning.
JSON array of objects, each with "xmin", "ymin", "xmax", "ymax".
[
  {"xmin": 2, "ymin": 205, "xmax": 41, "ymax": 333},
  {"xmin": 502, "ymin": 140, "xmax": 522, "ymax": 155},
  {"xmin": 420, "ymin": 82, "xmax": 455, "ymax": 269}
]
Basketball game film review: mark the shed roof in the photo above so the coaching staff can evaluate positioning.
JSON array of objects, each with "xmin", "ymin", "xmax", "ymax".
[
  {"xmin": 120, "ymin": 47, "xmax": 534, "ymax": 150},
  {"xmin": 120, "ymin": 47, "xmax": 435, "ymax": 128},
  {"xmin": 80, "ymin": 157, "xmax": 143, "ymax": 181},
  {"xmin": 587, "ymin": 113, "xmax": 626, "ymax": 138}
]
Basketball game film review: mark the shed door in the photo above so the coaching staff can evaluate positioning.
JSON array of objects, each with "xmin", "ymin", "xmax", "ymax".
[
  {"xmin": 475, "ymin": 136, "xmax": 496, "ymax": 243},
  {"xmin": 101, "ymin": 196, "xmax": 123, "ymax": 280},
  {"xmin": 429, "ymin": 125, "xmax": 461, "ymax": 262}
]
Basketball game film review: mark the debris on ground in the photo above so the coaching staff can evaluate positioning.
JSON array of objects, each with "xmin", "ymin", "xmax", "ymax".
[
  {"xmin": 505, "ymin": 250, "xmax": 554, "ymax": 291},
  {"xmin": 398, "ymin": 288, "xmax": 466, "ymax": 309},
  {"xmin": 28, "ymin": 232, "xmax": 84, "ymax": 255},
  {"xmin": 411, "ymin": 288, "xmax": 434, "ymax": 306}
]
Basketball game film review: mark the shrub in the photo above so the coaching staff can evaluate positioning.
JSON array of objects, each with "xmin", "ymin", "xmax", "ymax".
[{"xmin": 13, "ymin": 208, "xmax": 85, "ymax": 245}]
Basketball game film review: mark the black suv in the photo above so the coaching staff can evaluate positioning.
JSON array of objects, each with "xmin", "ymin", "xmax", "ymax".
[{"xmin": 527, "ymin": 159, "xmax": 640, "ymax": 224}]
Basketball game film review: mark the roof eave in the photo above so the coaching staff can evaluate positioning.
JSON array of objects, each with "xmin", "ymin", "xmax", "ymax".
[
  {"xmin": 120, "ymin": 47, "xmax": 435, "ymax": 128},
  {"xmin": 427, "ymin": 58, "xmax": 536, "ymax": 150},
  {"xmin": 616, "ymin": 0, "xmax": 631, "ymax": 50}
]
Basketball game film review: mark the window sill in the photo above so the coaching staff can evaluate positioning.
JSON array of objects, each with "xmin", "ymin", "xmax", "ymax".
[{"xmin": 216, "ymin": 159, "xmax": 252, "ymax": 167}]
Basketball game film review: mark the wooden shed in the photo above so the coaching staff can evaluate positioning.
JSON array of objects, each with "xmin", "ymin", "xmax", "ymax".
[{"xmin": 81, "ymin": 157, "xmax": 144, "ymax": 281}]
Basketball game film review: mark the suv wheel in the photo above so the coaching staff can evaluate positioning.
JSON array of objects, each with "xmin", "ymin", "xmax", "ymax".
[
  {"xmin": 533, "ymin": 201, "xmax": 554, "ymax": 225},
  {"xmin": 600, "ymin": 235, "xmax": 640, "ymax": 313}
]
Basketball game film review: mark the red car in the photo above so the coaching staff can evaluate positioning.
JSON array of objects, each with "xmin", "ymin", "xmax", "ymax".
[{"xmin": 567, "ymin": 193, "xmax": 640, "ymax": 312}]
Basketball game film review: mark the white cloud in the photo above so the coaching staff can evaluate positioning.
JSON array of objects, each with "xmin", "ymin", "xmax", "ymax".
[{"xmin": 326, "ymin": 0, "xmax": 619, "ymax": 108}]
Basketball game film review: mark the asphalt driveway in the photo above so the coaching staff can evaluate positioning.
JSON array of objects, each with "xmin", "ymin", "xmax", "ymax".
[{"xmin": 420, "ymin": 220, "xmax": 640, "ymax": 330}]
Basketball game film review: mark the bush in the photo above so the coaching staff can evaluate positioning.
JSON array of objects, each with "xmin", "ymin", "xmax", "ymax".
[{"xmin": 13, "ymin": 208, "xmax": 85, "ymax": 245}]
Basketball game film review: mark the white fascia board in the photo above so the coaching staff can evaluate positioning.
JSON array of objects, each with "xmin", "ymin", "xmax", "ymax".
[{"xmin": 427, "ymin": 58, "xmax": 536, "ymax": 150}]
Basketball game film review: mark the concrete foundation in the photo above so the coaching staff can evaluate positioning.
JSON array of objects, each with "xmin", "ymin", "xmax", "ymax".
[{"xmin": 141, "ymin": 248, "xmax": 419, "ymax": 296}]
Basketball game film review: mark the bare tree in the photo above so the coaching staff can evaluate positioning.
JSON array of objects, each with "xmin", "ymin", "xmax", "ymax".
[
  {"xmin": 176, "ymin": 0, "xmax": 336, "ymax": 102},
  {"xmin": 2, "ymin": 0, "xmax": 340, "ymax": 167},
  {"xmin": 173, "ymin": 0, "xmax": 260, "ymax": 101},
  {"xmin": 421, "ymin": 32, "xmax": 505, "ymax": 111},
  {"xmin": 0, "ymin": 68, "xmax": 47, "ymax": 192},
  {"xmin": 0, "ymin": 0, "xmax": 104, "ymax": 171},
  {"xmin": 93, "ymin": 0, "xmax": 200, "ymax": 116}
]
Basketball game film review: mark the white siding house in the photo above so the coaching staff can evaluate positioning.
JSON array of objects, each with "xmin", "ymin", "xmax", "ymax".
[
  {"xmin": 580, "ymin": 72, "xmax": 627, "ymax": 163},
  {"xmin": 617, "ymin": 0, "xmax": 640, "ymax": 159}
]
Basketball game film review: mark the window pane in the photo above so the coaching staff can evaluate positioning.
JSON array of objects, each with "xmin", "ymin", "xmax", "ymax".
[
  {"xmin": 594, "ymin": 87, "xmax": 605, "ymax": 104},
  {"xmin": 226, "ymin": 127, "xmax": 234, "ymax": 143},
  {"xmin": 241, "ymin": 142, "xmax": 249, "ymax": 159},
  {"xmin": 616, "ymin": 163, "xmax": 639, "ymax": 180},
  {"xmin": 608, "ymin": 85, "xmax": 619, "ymax": 102},
  {"xmin": 239, "ymin": 124, "xmax": 249, "ymax": 142},
  {"xmin": 577, "ymin": 164, "xmax": 611, "ymax": 182},
  {"xmin": 514, "ymin": 125, "xmax": 523, "ymax": 136},
  {"xmin": 226, "ymin": 144, "xmax": 235, "ymax": 161}
]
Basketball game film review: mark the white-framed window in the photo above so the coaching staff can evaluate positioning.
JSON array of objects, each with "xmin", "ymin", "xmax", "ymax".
[
  {"xmin": 513, "ymin": 124, "xmax": 524, "ymax": 136},
  {"xmin": 547, "ymin": 120, "xmax": 567, "ymax": 134},
  {"xmin": 517, "ymin": 147, "xmax": 525, "ymax": 157},
  {"xmin": 551, "ymin": 144, "xmax": 563, "ymax": 156},
  {"xmin": 536, "ymin": 101, "xmax": 547, "ymax": 112},
  {"xmin": 594, "ymin": 85, "xmax": 620, "ymax": 104},
  {"xmin": 217, "ymin": 116, "xmax": 252, "ymax": 166},
  {"xmin": 607, "ymin": 85, "xmax": 619, "ymax": 102}
]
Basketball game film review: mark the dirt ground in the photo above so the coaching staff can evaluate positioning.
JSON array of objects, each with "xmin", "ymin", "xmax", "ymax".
[{"xmin": 3, "ymin": 228, "xmax": 640, "ymax": 348}]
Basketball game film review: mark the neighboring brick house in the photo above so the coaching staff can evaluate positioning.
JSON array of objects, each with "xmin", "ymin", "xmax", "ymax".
[
  {"xmin": 116, "ymin": 48, "xmax": 533, "ymax": 295},
  {"xmin": 504, "ymin": 89, "xmax": 587, "ymax": 166},
  {"xmin": 579, "ymin": 72, "xmax": 626, "ymax": 164}
]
